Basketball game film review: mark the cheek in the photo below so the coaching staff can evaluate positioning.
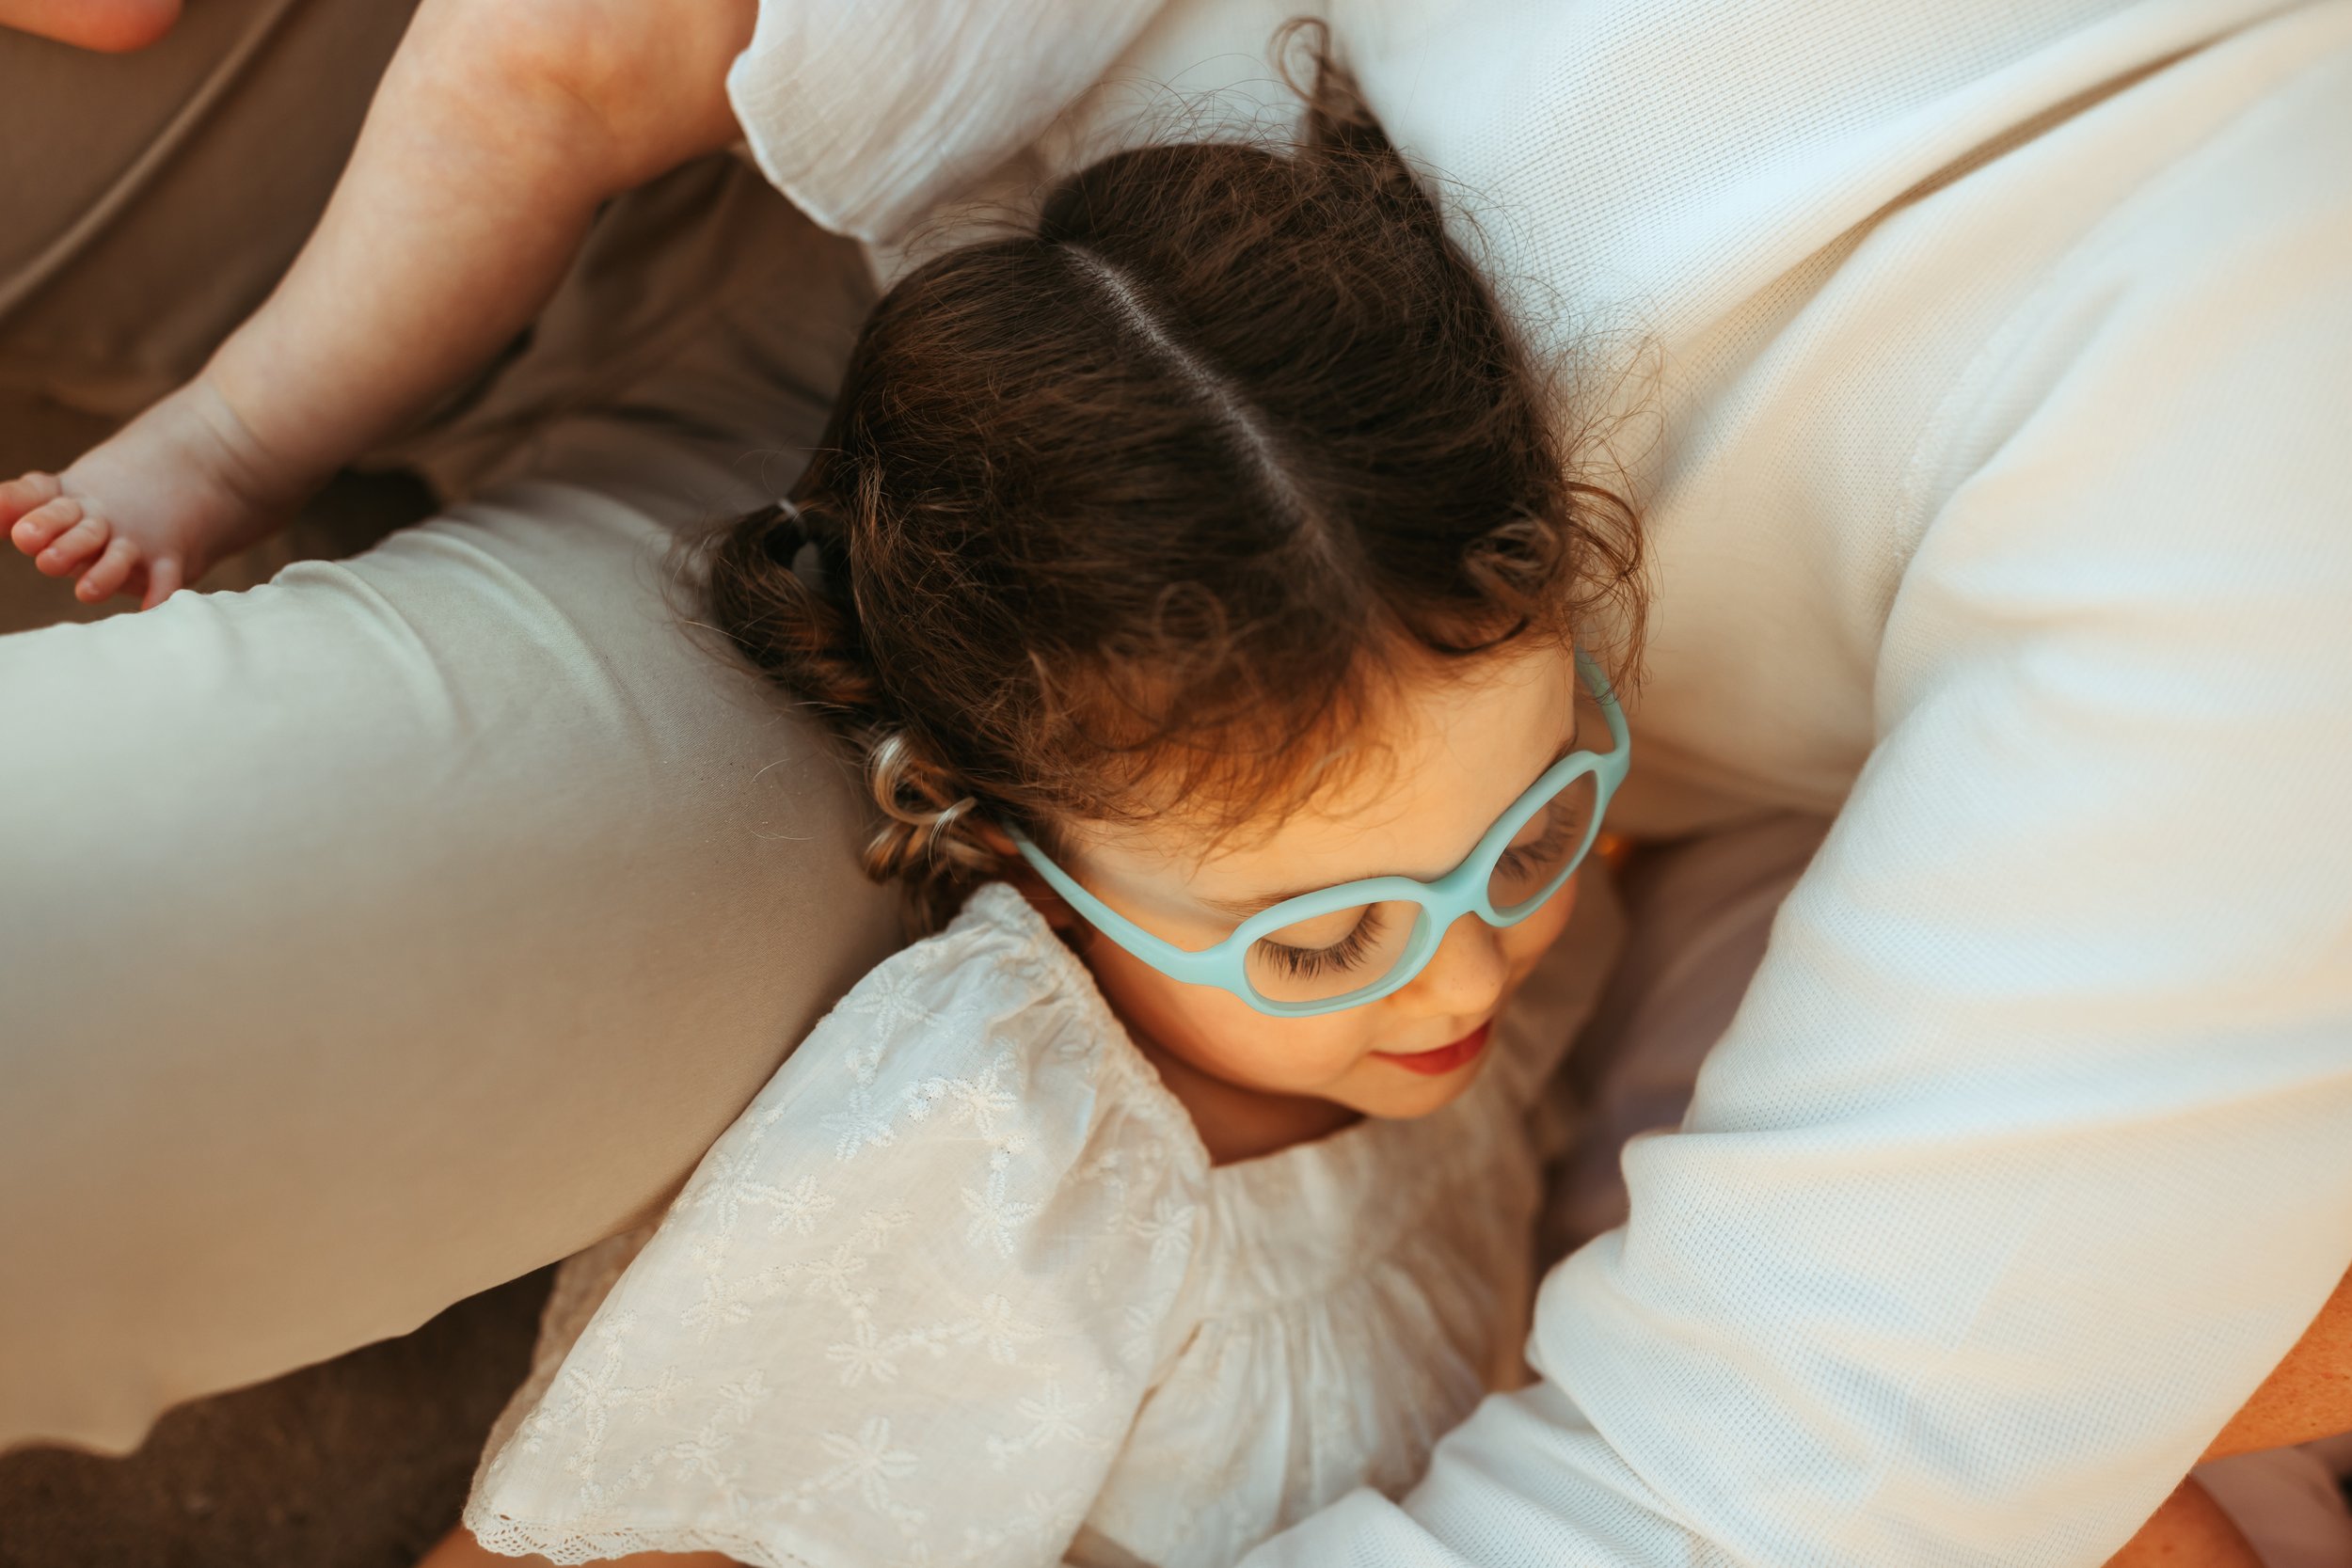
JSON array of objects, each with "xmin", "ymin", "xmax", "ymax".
[
  {"xmin": 1080, "ymin": 936, "xmax": 1375, "ymax": 1092},
  {"xmin": 1500, "ymin": 875, "xmax": 1581, "ymax": 974}
]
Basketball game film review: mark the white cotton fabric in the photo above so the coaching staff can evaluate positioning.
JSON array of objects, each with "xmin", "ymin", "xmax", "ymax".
[
  {"xmin": 463, "ymin": 880, "xmax": 1620, "ymax": 1568},
  {"xmin": 724, "ymin": 4, "xmax": 2352, "ymax": 1564},
  {"xmin": 724, "ymin": 2, "xmax": 1166, "ymax": 243}
]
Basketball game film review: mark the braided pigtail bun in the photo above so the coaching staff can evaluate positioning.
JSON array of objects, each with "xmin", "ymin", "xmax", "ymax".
[{"xmin": 705, "ymin": 499, "xmax": 1006, "ymax": 931}]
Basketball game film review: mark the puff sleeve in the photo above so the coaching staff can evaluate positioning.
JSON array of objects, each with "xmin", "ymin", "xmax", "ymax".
[
  {"xmin": 464, "ymin": 886, "xmax": 1208, "ymax": 1568},
  {"xmin": 725, "ymin": 0, "xmax": 1166, "ymax": 243}
]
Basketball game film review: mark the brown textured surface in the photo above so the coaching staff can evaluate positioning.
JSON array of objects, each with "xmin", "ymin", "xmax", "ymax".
[{"xmin": 0, "ymin": 1268, "xmax": 550, "ymax": 1568}]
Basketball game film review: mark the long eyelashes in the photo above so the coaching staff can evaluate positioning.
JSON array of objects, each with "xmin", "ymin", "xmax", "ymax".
[
  {"xmin": 1253, "ymin": 906, "xmax": 1389, "ymax": 981},
  {"xmin": 1246, "ymin": 804, "xmax": 1584, "ymax": 984},
  {"xmin": 1492, "ymin": 810, "xmax": 1578, "ymax": 884}
]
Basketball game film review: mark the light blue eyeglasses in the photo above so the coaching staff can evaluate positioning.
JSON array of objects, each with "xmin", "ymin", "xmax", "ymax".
[{"xmin": 1009, "ymin": 649, "xmax": 1629, "ymax": 1017}]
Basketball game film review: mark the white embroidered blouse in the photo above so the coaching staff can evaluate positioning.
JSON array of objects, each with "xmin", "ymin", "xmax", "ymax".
[{"xmin": 462, "ymin": 879, "xmax": 1618, "ymax": 1568}]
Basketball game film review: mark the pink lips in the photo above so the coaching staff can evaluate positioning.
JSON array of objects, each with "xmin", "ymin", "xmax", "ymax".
[{"xmin": 1374, "ymin": 1020, "xmax": 1492, "ymax": 1077}]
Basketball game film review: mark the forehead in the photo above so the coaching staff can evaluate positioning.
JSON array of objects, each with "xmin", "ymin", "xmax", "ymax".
[{"xmin": 1069, "ymin": 643, "xmax": 1581, "ymax": 911}]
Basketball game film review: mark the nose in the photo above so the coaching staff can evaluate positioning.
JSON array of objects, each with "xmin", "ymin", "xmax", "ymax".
[{"xmin": 1398, "ymin": 911, "xmax": 1512, "ymax": 1019}]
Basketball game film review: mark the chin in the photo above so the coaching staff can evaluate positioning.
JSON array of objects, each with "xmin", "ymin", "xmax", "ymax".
[{"xmin": 1353, "ymin": 1065, "xmax": 1484, "ymax": 1120}]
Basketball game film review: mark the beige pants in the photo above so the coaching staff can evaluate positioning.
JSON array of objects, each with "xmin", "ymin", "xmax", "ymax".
[{"xmin": 0, "ymin": 2, "xmax": 900, "ymax": 1451}]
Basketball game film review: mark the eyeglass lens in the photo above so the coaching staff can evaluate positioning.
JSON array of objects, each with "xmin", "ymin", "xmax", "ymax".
[
  {"xmin": 1236, "ymin": 768, "xmax": 1600, "ymax": 1004},
  {"xmin": 1486, "ymin": 769, "xmax": 1599, "ymax": 919},
  {"xmin": 1242, "ymin": 899, "xmax": 1424, "ymax": 1005}
]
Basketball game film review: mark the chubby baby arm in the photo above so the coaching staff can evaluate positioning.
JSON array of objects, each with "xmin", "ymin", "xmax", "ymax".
[{"xmin": 3, "ymin": 0, "xmax": 756, "ymax": 607}]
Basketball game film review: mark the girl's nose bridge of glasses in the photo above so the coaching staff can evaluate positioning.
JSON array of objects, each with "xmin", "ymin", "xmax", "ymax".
[{"xmin": 1415, "ymin": 902, "xmax": 1520, "ymax": 989}]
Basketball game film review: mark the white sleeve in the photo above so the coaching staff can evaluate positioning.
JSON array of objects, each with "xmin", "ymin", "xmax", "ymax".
[
  {"xmin": 464, "ymin": 900, "xmax": 1205, "ymax": 1568},
  {"xmin": 1247, "ymin": 60, "xmax": 2352, "ymax": 1568},
  {"xmin": 470, "ymin": 1227, "xmax": 657, "ymax": 1476},
  {"xmin": 726, "ymin": 0, "xmax": 1168, "ymax": 243}
]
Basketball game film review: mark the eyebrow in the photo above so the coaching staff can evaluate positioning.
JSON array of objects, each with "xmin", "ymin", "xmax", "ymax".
[{"xmin": 1198, "ymin": 715, "xmax": 1583, "ymax": 922}]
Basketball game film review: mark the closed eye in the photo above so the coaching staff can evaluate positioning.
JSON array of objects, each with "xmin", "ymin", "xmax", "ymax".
[
  {"xmin": 1252, "ymin": 906, "xmax": 1387, "ymax": 982},
  {"xmin": 1493, "ymin": 808, "xmax": 1579, "ymax": 882}
]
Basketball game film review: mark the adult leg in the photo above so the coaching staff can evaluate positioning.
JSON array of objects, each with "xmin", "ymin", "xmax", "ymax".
[{"xmin": 0, "ymin": 173, "xmax": 902, "ymax": 1452}]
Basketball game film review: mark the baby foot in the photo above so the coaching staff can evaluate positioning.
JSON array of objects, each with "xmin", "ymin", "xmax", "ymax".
[
  {"xmin": 3, "ymin": 379, "xmax": 301, "ymax": 610},
  {"xmin": 4, "ymin": 472, "xmax": 183, "ymax": 609}
]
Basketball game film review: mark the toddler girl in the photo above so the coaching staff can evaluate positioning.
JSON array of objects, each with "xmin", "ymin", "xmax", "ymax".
[{"xmin": 434, "ymin": 51, "xmax": 1643, "ymax": 1568}]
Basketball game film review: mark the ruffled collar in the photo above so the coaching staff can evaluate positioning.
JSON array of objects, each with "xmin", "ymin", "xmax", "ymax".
[{"xmin": 954, "ymin": 882, "xmax": 1547, "ymax": 1310}]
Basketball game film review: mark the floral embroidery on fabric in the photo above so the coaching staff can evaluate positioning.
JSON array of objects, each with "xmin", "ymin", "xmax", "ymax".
[{"xmin": 463, "ymin": 880, "xmax": 1619, "ymax": 1568}]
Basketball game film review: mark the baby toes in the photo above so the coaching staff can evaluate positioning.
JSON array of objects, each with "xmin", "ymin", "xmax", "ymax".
[
  {"xmin": 8, "ymin": 486, "xmax": 77, "ymax": 557},
  {"xmin": 138, "ymin": 556, "xmax": 185, "ymax": 611},
  {"xmin": 29, "ymin": 500, "xmax": 107, "ymax": 577},
  {"xmin": 0, "ymin": 471, "xmax": 64, "ymax": 533},
  {"xmin": 76, "ymin": 536, "xmax": 144, "ymax": 603}
]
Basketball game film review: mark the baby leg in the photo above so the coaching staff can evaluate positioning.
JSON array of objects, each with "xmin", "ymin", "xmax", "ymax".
[{"xmin": 0, "ymin": 0, "xmax": 421, "ymax": 628}]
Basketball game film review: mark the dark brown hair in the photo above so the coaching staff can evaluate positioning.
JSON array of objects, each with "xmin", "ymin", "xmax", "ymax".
[{"xmin": 707, "ymin": 32, "xmax": 1643, "ymax": 928}]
